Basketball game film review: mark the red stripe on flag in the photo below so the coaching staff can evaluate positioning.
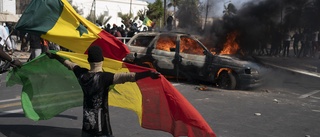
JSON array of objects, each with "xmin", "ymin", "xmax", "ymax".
[
  {"xmin": 86, "ymin": 30, "xmax": 130, "ymax": 61},
  {"xmin": 124, "ymin": 63, "xmax": 216, "ymax": 137}
]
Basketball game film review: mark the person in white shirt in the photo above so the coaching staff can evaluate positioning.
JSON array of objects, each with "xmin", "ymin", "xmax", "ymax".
[{"xmin": 0, "ymin": 23, "xmax": 13, "ymax": 53}]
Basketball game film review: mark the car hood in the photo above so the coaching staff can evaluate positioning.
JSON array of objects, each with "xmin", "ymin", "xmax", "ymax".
[{"xmin": 214, "ymin": 54, "xmax": 263, "ymax": 70}]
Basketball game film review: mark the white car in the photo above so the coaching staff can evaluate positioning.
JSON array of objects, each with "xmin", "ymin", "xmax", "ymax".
[{"xmin": 124, "ymin": 32, "xmax": 264, "ymax": 90}]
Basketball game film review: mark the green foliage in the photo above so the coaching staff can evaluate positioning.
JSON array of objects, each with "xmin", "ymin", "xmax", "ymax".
[
  {"xmin": 118, "ymin": 12, "xmax": 134, "ymax": 28},
  {"xmin": 176, "ymin": 0, "xmax": 201, "ymax": 29},
  {"xmin": 146, "ymin": 0, "xmax": 164, "ymax": 27}
]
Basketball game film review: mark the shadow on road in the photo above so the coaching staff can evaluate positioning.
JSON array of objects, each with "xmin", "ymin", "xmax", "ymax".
[
  {"xmin": 0, "ymin": 125, "xmax": 81, "ymax": 137},
  {"xmin": 0, "ymin": 113, "xmax": 78, "ymax": 120}
]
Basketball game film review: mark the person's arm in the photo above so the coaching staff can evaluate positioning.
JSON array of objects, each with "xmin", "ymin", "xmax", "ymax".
[
  {"xmin": 0, "ymin": 47, "xmax": 22, "ymax": 68},
  {"xmin": 46, "ymin": 52, "xmax": 77, "ymax": 70},
  {"xmin": 113, "ymin": 70, "xmax": 160, "ymax": 84}
]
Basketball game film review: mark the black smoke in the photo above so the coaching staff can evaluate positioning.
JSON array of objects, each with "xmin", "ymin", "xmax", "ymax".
[{"xmin": 205, "ymin": 0, "xmax": 319, "ymax": 55}]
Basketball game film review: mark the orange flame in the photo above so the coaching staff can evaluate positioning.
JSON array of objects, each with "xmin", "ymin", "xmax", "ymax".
[
  {"xmin": 180, "ymin": 37, "xmax": 204, "ymax": 55},
  {"xmin": 156, "ymin": 36, "xmax": 204, "ymax": 55},
  {"xmin": 220, "ymin": 31, "xmax": 240, "ymax": 55},
  {"xmin": 156, "ymin": 36, "xmax": 176, "ymax": 51}
]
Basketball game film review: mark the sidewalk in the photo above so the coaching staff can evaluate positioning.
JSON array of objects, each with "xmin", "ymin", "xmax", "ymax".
[
  {"xmin": 9, "ymin": 42, "xmax": 30, "ymax": 63},
  {"xmin": 255, "ymin": 55, "xmax": 320, "ymax": 78}
]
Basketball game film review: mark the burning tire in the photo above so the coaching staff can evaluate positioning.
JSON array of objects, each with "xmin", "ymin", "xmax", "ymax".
[{"xmin": 216, "ymin": 71, "xmax": 237, "ymax": 90}]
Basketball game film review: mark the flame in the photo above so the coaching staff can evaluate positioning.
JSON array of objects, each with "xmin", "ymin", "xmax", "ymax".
[
  {"xmin": 156, "ymin": 36, "xmax": 204, "ymax": 55},
  {"xmin": 156, "ymin": 36, "xmax": 176, "ymax": 51},
  {"xmin": 210, "ymin": 48, "xmax": 217, "ymax": 55},
  {"xmin": 220, "ymin": 31, "xmax": 240, "ymax": 55},
  {"xmin": 180, "ymin": 37, "xmax": 204, "ymax": 55}
]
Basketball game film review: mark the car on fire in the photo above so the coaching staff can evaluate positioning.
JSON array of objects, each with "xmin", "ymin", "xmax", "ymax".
[{"xmin": 123, "ymin": 32, "xmax": 263, "ymax": 90}]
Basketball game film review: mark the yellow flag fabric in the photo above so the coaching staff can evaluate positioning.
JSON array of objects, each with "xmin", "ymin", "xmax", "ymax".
[{"xmin": 15, "ymin": 0, "xmax": 129, "ymax": 61}]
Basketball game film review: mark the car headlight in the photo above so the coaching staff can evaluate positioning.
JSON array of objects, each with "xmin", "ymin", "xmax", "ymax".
[
  {"xmin": 244, "ymin": 68, "xmax": 258, "ymax": 74},
  {"xmin": 245, "ymin": 68, "xmax": 251, "ymax": 74}
]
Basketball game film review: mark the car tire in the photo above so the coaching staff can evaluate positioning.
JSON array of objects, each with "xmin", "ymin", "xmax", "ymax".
[{"xmin": 217, "ymin": 71, "xmax": 237, "ymax": 90}]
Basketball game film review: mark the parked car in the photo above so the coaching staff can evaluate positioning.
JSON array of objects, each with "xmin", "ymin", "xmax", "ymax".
[{"xmin": 123, "ymin": 32, "xmax": 264, "ymax": 90}]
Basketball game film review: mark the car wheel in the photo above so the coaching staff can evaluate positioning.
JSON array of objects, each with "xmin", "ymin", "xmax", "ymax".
[{"xmin": 217, "ymin": 71, "xmax": 236, "ymax": 90}]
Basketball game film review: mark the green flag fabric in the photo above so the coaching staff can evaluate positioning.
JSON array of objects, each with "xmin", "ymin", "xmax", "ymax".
[{"xmin": 6, "ymin": 54, "xmax": 82, "ymax": 120}]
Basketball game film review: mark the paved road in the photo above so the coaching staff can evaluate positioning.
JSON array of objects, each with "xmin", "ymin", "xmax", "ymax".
[
  {"xmin": 1, "ymin": 68, "xmax": 320, "ymax": 137},
  {"xmin": 1, "ymin": 47, "xmax": 320, "ymax": 136}
]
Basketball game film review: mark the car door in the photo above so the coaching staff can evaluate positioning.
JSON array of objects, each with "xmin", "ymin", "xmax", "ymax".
[
  {"xmin": 177, "ymin": 35, "xmax": 211, "ymax": 80},
  {"xmin": 152, "ymin": 34, "xmax": 178, "ymax": 76},
  {"xmin": 125, "ymin": 34, "xmax": 156, "ymax": 67}
]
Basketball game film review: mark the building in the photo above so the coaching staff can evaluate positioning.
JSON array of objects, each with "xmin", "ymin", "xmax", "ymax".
[
  {"xmin": 0, "ymin": 0, "xmax": 17, "ymax": 14},
  {"xmin": 16, "ymin": 0, "xmax": 32, "ymax": 14},
  {"xmin": 9, "ymin": 0, "xmax": 148, "ymax": 27},
  {"xmin": 70, "ymin": 0, "xmax": 148, "ymax": 27}
]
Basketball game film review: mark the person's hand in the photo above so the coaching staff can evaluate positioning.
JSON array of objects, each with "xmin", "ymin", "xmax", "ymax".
[
  {"xmin": 46, "ymin": 51, "xmax": 58, "ymax": 59},
  {"xmin": 10, "ymin": 59, "xmax": 22, "ymax": 68},
  {"xmin": 149, "ymin": 71, "xmax": 160, "ymax": 79}
]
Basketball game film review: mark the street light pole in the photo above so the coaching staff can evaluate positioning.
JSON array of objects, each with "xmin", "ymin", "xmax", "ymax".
[
  {"xmin": 130, "ymin": 0, "xmax": 132, "ymax": 16},
  {"xmin": 164, "ymin": 0, "xmax": 167, "ymax": 28}
]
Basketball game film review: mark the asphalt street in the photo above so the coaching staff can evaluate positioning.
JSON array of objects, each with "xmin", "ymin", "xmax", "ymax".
[{"xmin": 0, "ymin": 47, "xmax": 320, "ymax": 137}]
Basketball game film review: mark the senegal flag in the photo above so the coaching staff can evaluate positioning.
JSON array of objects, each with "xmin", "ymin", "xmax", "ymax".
[
  {"xmin": 143, "ymin": 16, "xmax": 153, "ymax": 27},
  {"xmin": 15, "ymin": 0, "xmax": 129, "ymax": 61},
  {"xmin": 6, "ymin": 51, "xmax": 216, "ymax": 137}
]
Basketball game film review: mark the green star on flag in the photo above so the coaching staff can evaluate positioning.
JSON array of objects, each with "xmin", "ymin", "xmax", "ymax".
[{"xmin": 77, "ymin": 23, "xmax": 88, "ymax": 36}]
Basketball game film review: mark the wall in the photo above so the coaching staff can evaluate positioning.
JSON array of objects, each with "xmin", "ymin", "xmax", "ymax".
[
  {"xmin": 0, "ymin": 0, "xmax": 16, "ymax": 14},
  {"xmin": 71, "ymin": 0, "xmax": 148, "ymax": 27}
]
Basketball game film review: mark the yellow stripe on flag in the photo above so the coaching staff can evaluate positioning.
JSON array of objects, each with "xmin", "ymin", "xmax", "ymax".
[{"xmin": 42, "ymin": 0, "xmax": 102, "ymax": 53}]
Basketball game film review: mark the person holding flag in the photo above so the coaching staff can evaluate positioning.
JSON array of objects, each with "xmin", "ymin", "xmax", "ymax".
[
  {"xmin": 0, "ymin": 37, "xmax": 22, "ymax": 73},
  {"xmin": 46, "ymin": 45, "xmax": 160, "ymax": 137}
]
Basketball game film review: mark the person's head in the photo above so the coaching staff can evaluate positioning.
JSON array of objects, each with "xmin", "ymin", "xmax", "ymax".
[{"xmin": 87, "ymin": 46, "xmax": 104, "ymax": 63}]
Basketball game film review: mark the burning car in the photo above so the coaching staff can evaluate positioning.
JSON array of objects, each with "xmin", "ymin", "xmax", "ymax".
[{"xmin": 123, "ymin": 32, "xmax": 263, "ymax": 90}]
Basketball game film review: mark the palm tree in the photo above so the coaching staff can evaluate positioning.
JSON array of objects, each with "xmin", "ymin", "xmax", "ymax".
[
  {"xmin": 118, "ymin": 13, "xmax": 134, "ymax": 29},
  {"xmin": 176, "ymin": 0, "xmax": 201, "ymax": 29}
]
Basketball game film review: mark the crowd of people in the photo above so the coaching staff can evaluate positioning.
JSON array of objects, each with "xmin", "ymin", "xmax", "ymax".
[
  {"xmin": 100, "ymin": 20, "xmax": 149, "ymax": 38},
  {"xmin": 257, "ymin": 29, "xmax": 320, "ymax": 59}
]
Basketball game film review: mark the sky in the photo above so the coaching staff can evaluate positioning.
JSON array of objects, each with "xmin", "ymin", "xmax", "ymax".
[{"xmin": 144, "ymin": 0, "xmax": 252, "ymax": 17}]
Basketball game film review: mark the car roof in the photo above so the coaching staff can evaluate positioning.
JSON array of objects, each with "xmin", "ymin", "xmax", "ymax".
[{"xmin": 136, "ymin": 31, "xmax": 192, "ymax": 36}]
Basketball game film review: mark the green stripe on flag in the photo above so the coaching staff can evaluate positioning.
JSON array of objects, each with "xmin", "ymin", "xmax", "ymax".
[
  {"xmin": 6, "ymin": 53, "xmax": 83, "ymax": 121},
  {"xmin": 15, "ymin": 0, "xmax": 64, "ymax": 35}
]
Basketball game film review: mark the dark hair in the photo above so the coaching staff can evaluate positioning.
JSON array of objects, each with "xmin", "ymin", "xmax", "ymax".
[{"xmin": 87, "ymin": 46, "xmax": 104, "ymax": 62}]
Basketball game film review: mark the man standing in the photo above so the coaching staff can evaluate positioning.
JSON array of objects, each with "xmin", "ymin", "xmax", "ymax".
[
  {"xmin": 292, "ymin": 31, "xmax": 301, "ymax": 56},
  {"xmin": 26, "ymin": 33, "xmax": 43, "ymax": 61},
  {"xmin": 0, "ymin": 37, "xmax": 22, "ymax": 73},
  {"xmin": 0, "ymin": 23, "xmax": 13, "ymax": 54},
  {"xmin": 47, "ymin": 46, "xmax": 160, "ymax": 137},
  {"xmin": 282, "ymin": 31, "xmax": 291, "ymax": 57}
]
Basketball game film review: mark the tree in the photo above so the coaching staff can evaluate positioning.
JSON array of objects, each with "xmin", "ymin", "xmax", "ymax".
[
  {"xmin": 118, "ymin": 13, "xmax": 134, "ymax": 28},
  {"xmin": 283, "ymin": 0, "xmax": 311, "ymax": 32},
  {"xmin": 223, "ymin": 3, "xmax": 237, "ymax": 16},
  {"xmin": 146, "ymin": 0, "xmax": 164, "ymax": 28},
  {"xmin": 176, "ymin": 0, "xmax": 202, "ymax": 30}
]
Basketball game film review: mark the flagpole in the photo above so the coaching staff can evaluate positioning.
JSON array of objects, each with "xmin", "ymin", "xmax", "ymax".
[
  {"xmin": 94, "ymin": 0, "xmax": 96, "ymax": 23},
  {"xmin": 130, "ymin": 0, "xmax": 132, "ymax": 16},
  {"xmin": 90, "ymin": 0, "xmax": 96, "ymax": 23}
]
